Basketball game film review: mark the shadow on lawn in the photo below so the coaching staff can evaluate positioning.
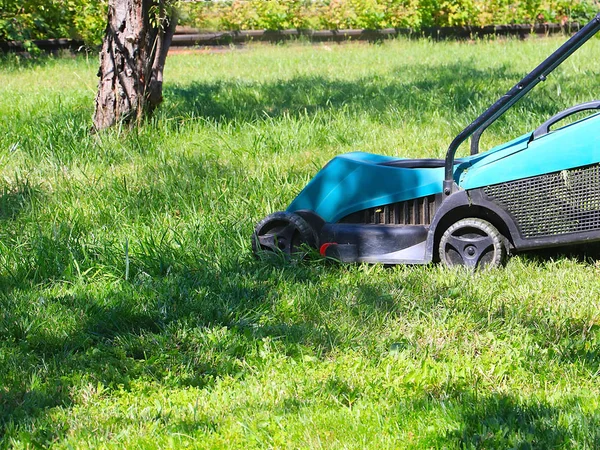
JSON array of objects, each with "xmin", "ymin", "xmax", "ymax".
[
  {"xmin": 0, "ymin": 256, "xmax": 340, "ymax": 443},
  {"xmin": 522, "ymin": 241, "xmax": 600, "ymax": 266},
  {"xmin": 163, "ymin": 61, "xmax": 571, "ymax": 130},
  {"xmin": 0, "ymin": 178, "xmax": 42, "ymax": 221},
  {"xmin": 445, "ymin": 391, "xmax": 600, "ymax": 447}
]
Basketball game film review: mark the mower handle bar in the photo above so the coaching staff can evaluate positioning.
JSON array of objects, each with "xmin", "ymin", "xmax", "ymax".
[
  {"xmin": 444, "ymin": 12, "xmax": 600, "ymax": 194},
  {"xmin": 531, "ymin": 100, "xmax": 600, "ymax": 140}
]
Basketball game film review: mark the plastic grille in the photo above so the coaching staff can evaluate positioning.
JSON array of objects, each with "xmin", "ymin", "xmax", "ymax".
[
  {"xmin": 483, "ymin": 165, "xmax": 600, "ymax": 238},
  {"xmin": 339, "ymin": 195, "xmax": 437, "ymax": 225}
]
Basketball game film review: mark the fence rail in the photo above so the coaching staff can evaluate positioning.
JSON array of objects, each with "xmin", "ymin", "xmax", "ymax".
[
  {"xmin": 172, "ymin": 23, "xmax": 584, "ymax": 46},
  {"xmin": 0, "ymin": 22, "xmax": 585, "ymax": 53}
]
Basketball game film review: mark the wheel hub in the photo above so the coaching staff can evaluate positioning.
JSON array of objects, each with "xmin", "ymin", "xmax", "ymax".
[{"xmin": 465, "ymin": 245, "xmax": 477, "ymax": 257}]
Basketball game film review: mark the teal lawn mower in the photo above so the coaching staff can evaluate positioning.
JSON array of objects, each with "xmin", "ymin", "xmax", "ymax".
[{"xmin": 252, "ymin": 13, "xmax": 600, "ymax": 269}]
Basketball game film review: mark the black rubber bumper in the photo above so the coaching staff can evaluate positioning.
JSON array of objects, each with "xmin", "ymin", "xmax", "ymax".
[{"xmin": 318, "ymin": 223, "xmax": 429, "ymax": 264}]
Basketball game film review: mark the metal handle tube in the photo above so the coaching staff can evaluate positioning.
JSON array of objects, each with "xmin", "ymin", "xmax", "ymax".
[
  {"xmin": 470, "ymin": 116, "xmax": 494, "ymax": 155},
  {"xmin": 444, "ymin": 13, "xmax": 600, "ymax": 192}
]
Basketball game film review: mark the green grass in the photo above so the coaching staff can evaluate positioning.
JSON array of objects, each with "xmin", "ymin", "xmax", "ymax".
[{"xmin": 1, "ymin": 37, "xmax": 600, "ymax": 448}]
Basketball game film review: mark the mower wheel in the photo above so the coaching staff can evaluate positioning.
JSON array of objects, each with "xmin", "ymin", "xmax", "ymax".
[
  {"xmin": 439, "ymin": 218, "xmax": 507, "ymax": 269},
  {"xmin": 252, "ymin": 211, "xmax": 318, "ymax": 259}
]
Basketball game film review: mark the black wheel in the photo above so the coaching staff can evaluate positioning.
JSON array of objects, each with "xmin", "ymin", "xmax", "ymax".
[
  {"xmin": 439, "ymin": 218, "xmax": 507, "ymax": 269},
  {"xmin": 252, "ymin": 211, "xmax": 318, "ymax": 259}
]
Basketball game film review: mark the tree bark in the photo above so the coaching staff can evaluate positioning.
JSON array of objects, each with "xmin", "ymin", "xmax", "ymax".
[{"xmin": 93, "ymin": 0, "xmax": 176, "ymax": 131}]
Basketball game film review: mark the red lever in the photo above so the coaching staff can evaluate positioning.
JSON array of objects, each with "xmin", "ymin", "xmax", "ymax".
[{"xmin": 319, "ymin": 243, "xmax": 337, "ymax": 256}]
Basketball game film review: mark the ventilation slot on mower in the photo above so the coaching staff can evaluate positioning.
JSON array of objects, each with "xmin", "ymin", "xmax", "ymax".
[
  {"xmin": 339, "ymin": 195, "xmax": 438, "ymax": 225},
  {"xmin": 483, "ymin": 164, "xmax": 600, "ymax": 238}
]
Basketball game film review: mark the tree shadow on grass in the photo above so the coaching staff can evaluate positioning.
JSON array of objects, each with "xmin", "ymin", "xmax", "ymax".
[
  {"xmin": 445, "ymin": 391, "xmax": 600, "ymax": 448},
  {"xmin": 0, "ymin": 178, "xmax": 41, "ymax": 221},
  {"xmin": 0, "ymin": 256, "xmax": 341, "ymax": 443},
  {"xmin": 163, "ymin": 61, "xmax": 571, "ymax": 128}
]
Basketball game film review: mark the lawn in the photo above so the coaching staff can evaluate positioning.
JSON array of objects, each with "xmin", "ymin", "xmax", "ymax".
[{"xmin": 1, "ymin": 36, "xmax": 600, "ymax": 448}]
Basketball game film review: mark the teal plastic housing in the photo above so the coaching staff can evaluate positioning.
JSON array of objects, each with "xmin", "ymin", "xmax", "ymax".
[
  {"xmin": 287, "ymin": 112, "xmax": 600, "ymax": 224},
  {"xmin": 461, "ymin": 112, "xmax": 600, "ymax": 189}
]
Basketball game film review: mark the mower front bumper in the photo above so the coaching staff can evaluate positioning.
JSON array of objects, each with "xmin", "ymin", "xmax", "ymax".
[{"xmin": 318, "ymin": 223, "xmax": 430, "ymax": 264}]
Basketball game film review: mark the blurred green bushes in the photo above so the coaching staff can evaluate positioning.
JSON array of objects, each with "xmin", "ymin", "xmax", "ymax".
[
  {"xmin": 0, "ymin": 0, "xmax": 107, "ymax": 45},
  {"xmin": 182, "ymin": 0, "xmax": 598, "ymax": 31},
  {"xmin": 1, "ymin": 0, "xmax": 598, "ymax": 46}
]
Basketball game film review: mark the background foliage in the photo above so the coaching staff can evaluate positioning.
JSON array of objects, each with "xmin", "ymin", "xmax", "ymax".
[
  {"xmin": 183, "ymin": 0, "xmax": 599, "ymax": 32},
  {"xmin": 0, "ymin": 0, "xmax": 107, "ymax": 45},
  {"xmin": 0, "ymin": 0, "xmax": 598, "ymax": 46}
]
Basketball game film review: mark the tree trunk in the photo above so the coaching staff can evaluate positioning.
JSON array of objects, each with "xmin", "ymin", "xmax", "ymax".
[{"xmin": 93, "ymin": 0, "xmax": 176, "ymax": 131}]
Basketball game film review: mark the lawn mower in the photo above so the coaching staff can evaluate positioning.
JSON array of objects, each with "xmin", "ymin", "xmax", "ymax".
[{"xmin": 252, "ymin": 13, "xmax": 600, "ymax": 269}]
